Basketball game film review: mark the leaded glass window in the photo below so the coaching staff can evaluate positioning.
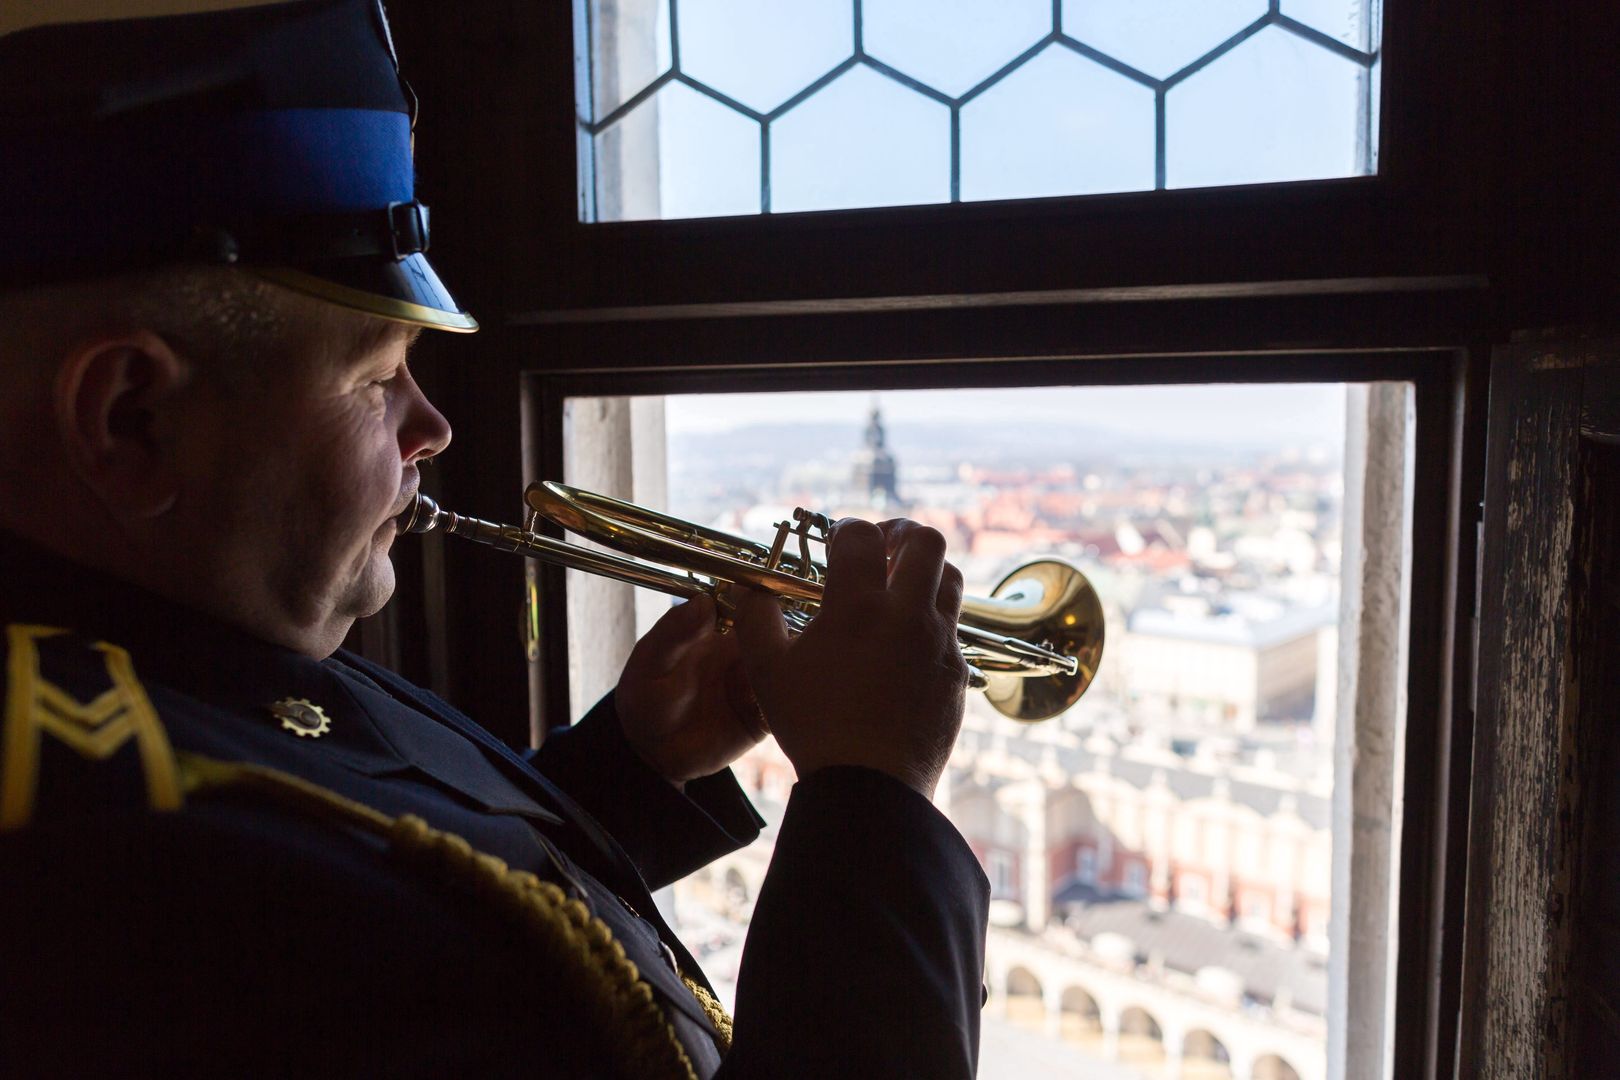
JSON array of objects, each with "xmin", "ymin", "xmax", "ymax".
[{"xmin": 576, "ymin": 0, "xmax": 1382, "ymax": 221}]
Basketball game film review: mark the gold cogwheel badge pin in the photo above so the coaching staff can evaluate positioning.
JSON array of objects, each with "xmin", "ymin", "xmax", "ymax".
[{"xmin": 268, "ymin": 698, "xmax": 332, "ymax": 738}]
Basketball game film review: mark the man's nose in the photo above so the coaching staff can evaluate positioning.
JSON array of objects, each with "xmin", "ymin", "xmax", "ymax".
[{"xmin": 401, "ymin": 378, "xmax": 452, "ymax": 463}]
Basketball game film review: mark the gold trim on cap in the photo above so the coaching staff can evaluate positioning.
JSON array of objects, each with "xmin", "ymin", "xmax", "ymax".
[{"xmin": 250, "ymin": 267, "xmax": 480, "ymax": 334}]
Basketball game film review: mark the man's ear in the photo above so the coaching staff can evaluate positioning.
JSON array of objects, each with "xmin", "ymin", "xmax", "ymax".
[{"xmin": 53, "ymin": 330, "xmax": 190, "ymax": 519}]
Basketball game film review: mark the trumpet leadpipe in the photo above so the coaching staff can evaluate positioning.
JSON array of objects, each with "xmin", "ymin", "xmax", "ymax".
[{"xmin": 401, "ymin": 493, "xmax": 709, "ymax": 601}]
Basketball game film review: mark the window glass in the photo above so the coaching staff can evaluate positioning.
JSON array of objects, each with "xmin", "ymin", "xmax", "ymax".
[
  {"xmin": 865, "ymin": 0, "xmax": 1050, "ymax": 99},
  {"xmin": 1062, "ymin": 0, "xmax": 1266, "ymax": 81},
  {"xmin": 593, "ymin": 80, "xmax": 762, "ymax": 221},
  {"xmin": 677, "ymin": 0, "xmax": 852, "ymax": 114},
  {"xmin": 771, "ymin": 63, "xmax": 951, "ymax": 213},
  {"xmin": 580, "ymin": 0, "xmax": 673, "ymax": 124},
  {"xmin": 1166, "ymin": 27, "xmax": 1366, "ymax": 190},
  {"xmin": 960, "ymin": 45, "xmax": 1155, "ymax": 202},
  {"xmin": 577, "ymin": 1, "xmax": 1382, "ymax": 220},
  {"xmin": 563, "ymin": 383, "xmax": 1399, "ymax": 1080},
  {"xmin": 1282, "ymin": 0, "xmax": 1381, "ymax": 49}
]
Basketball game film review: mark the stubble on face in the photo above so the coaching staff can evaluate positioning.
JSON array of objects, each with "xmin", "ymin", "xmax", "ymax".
[{"xmin": 180, "ymin": 304, "xmax": 427, "ymax": 657}]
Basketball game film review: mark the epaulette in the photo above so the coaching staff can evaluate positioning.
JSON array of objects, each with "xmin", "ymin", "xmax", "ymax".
[{"xmin": 1, "ymin": 624, "xmax": 182, "ymax": 830}]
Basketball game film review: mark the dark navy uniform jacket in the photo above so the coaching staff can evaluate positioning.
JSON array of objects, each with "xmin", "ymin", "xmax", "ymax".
[{"xmin": 0, "ymin": 531, "xmax": 990, "ymax": 1078}]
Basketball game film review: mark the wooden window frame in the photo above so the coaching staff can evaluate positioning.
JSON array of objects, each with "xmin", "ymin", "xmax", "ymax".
[
  {"xmin": 523, "ymin": 346, "xmax": 1480, "ymax": 1080},
  {"xmin": 514, "ymin": 1, "xmax": 1502, "ymax": 312}
]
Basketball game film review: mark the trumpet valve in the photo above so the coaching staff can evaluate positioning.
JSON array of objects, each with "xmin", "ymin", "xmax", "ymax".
[
  {"xmin": 710, "ymin": 582, "xmax": 739, "ymax": 634},
  {"xmin": 764, "ymin": 522, "xmax": 791, "ymax": 572}
]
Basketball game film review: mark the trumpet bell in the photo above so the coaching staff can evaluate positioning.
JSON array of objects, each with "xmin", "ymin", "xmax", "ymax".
[{"xmin": 972, "ymin": 559, "xmax": 1105, "ymax": 723}]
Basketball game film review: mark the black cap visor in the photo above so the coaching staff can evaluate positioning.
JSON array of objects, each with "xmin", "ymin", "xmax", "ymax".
[{"xmin": 252, "ymin": 253, "xmax": 477, "ymax": 333}]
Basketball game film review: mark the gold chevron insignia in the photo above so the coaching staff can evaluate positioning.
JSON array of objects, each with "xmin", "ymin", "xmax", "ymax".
[{"xmin": 1, "ymin": 624, "xmax": 182, "ymax": 830}]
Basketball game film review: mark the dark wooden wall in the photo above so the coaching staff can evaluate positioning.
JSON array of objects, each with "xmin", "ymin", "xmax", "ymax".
[
  {"xmin": 1458, "ymin": 335, "xmax": 1619, "ymax": 1078},
  {"xmin": 1572, "ymin": 436, "xmax": 1620, "ymax": 1062}
]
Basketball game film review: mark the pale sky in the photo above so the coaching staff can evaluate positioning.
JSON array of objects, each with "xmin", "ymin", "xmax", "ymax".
[{"xmin": 663, "ymin": 383, "xmax": 1348, "ymax": 450}]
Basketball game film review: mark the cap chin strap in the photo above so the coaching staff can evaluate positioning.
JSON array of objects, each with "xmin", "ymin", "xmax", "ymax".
[{"xmin": 194, "ymin": 199, "xmax": 431, "ymax": 266}]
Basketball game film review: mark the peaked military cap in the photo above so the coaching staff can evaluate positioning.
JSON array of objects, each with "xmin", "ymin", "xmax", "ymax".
[{"xmin": 0, "ymin": 0, "xmax": 477, "ymax": 332}]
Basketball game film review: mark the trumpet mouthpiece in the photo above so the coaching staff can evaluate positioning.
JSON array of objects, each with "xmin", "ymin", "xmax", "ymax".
[{"xmin": 398, "ymin": 493, "xmax": 442, "ymax": 534}]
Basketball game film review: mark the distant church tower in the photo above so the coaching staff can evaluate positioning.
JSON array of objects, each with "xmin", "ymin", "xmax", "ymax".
[{"xmin": 851, "ymin": 400, "xmax": 903, "ymax": 508}]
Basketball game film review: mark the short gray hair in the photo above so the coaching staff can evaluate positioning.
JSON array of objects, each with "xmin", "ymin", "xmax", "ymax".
[
  {"xmin": 0, "ymin": 264, "xmax": 316, "ymax": 391},
  {"xmin": 0, "ymin": 265, "xmax": 337, "ymax": 483}
]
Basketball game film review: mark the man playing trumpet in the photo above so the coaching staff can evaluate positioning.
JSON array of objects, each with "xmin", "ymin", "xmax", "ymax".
[{"xmin": 0, "ymin": 2, "xmax": 990, "ymax": 1076}]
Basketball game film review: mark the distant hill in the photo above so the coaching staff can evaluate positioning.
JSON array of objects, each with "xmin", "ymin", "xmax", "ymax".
[{"xmin": 670, "ymin": 420, "xmax": 1339, "ymax": 473}]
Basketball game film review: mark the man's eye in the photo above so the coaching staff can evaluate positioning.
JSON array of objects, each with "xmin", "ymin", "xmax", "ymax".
[{"xmin": 363, "ymin": 360, "xmax": 412, "ymax": 395}]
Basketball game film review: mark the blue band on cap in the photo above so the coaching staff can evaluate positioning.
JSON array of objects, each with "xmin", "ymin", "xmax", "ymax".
[{"xmin": 1, "ymin": 107, "xmax": 413, "ymax": 273}]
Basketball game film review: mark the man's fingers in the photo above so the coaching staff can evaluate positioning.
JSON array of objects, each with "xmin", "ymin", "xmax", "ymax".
[
  {"xmin": 936, "ymin": 560, "xmax": 966, "ymax": 623},
  {"xmin": 819, "ymin": 518, "xmax": 887, "ymax": 611},
  {"xmin": 881, "ymin": 520, "xmax": 947, "ymax": 607},
  {"xmin": 723, "ymin": 660, "xmax": 770, "ymax": 740},
  {"xmin": 625, "ymin": 595, "xmax": 716, "ymax": 677},
  {"xmin": 730, "ymin": 586, "xmax": 792, "ymax": 693}
]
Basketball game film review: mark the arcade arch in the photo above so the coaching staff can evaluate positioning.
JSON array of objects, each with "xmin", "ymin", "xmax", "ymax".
[
  {"xmin": 1059, "ymin": 986, "xmax": 1103, "ymax": 1044},
  {"xmin": 986, "ymin": 932, "xmax": 1324, "ymax": 1080},
  {"xmin": 1004, "ymin": 966, "xmax": 1045, "ymax": 1028},
  {"xmin": 1254, "ymin": 1053, "xmax": 1303, "ymax": 1080},
  {"xmin": 1117, "ymin": 1005, "xmax": 1166, "ymax": 1065},
  {"xmin": 1182, "ymin": 1028, "xmax": 1234, "ymax": 1079}
]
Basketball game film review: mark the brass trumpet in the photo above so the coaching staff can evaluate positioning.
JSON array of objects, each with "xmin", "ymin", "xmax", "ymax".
[{"xmin": 400, "ymin": 482, "xmax": 1104, "ymax": 722}]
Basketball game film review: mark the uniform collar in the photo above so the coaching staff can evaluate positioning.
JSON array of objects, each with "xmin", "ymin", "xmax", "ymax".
[
  {"xmin": 0, "ymin": 528, "xmax": 310, "ymax": 684},
  {"xmin": 0, "ymin": 530, "xmax": 526, "ymax": 792},
  {"xmin": 0, "ymin": 530, "xmax": 572, "ymax": 819},
  {"xmin": 0, "ymin": 528, "xmax": 412, "ymax": 779}
]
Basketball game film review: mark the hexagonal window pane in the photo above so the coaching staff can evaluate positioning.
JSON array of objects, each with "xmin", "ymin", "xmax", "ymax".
[
  {"xmin": 575, "ymin": 1, "xmax": 1380, "ymax": 220},
  {"xmin": 864, "ymin": 0, "xmax": 1051, "ymax": 99},
  {"xmin": 1281, "ymin": 0, "xmax": 1379, "ymax": 50},
  {"xmin": 1166, "ymin": 26, "xmax": 1367, "ymax": 189},
  {"xmin": 961, "ymin": 45, "xmax": 1155, "ymax": 202},
  {"xmin": 771, "ymin": 64, "xmax": 950, "ymax": 213},
  {"xmin": 583, "ymin": 0, "xmax": 673, "ymax": 123},
  {"xmin": 1062, "ymin": 0, "xmax": 1266, "ymax": 80},
  {"xmin": 593, "ymin": 82, "xmax": 761, "ymax": 221},
  {"xmin": 677, "ymin": 0, "xmax": 852, "ymax": 115}
]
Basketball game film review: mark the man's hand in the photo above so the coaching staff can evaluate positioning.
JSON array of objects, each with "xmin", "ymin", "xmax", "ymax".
[
  {"xmin": 732, "ymin": 518, "xmax": 970, "ymax": 800},
  {"xmin": 615, "ymin": 595, "xmax": 770, "ymax": 787}
]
